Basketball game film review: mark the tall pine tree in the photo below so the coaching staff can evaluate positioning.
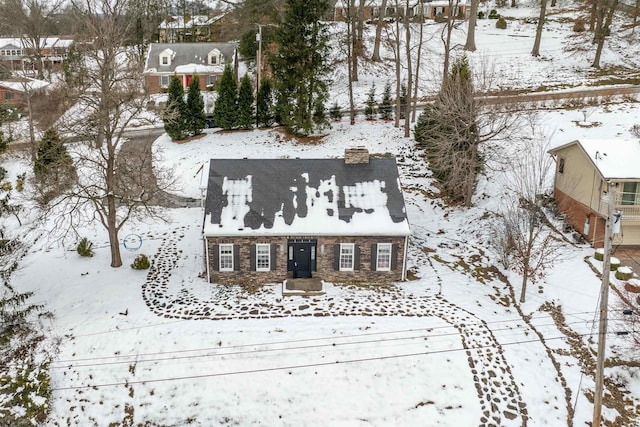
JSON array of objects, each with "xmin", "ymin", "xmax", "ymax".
[
  {"xmin": 186, "ymin": 76, "xmax": 206, "ymax": 136},
  {"xmin": 163, "ymin": 75, "xmax": 188, "ymax": 140},
  {"xmin": 379, "ymin": 82, "xmax": 393, "ymax": 120},
  {"xmin": 256, "ymin": 77, "xmax": 275, "ymax": 128},
  {"xmin": 235, "ymin": 74, "xmax": 255, "ymax": 130},
  {"xmin": 270, "ymin": 0, "xmax": 330, "ymax": 135},
  {"xmin": 214, "ymin": 64, "xmax": 238, "ymax": 130}
]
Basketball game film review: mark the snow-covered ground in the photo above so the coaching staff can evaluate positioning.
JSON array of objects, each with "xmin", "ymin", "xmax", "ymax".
[{"xmin": 3, "ymin": 1, "xmax": 640, "ymax": 425}]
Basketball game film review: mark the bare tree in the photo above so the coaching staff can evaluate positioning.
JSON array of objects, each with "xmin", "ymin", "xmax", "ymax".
[
  {"xmin": 592, "ymin": 0, "xmax": 619, "ymax": 68},
  {"xmin": 51, "ymin": 0, "xmax": 173, "ymax": 268},
  {"xmin": 411, "ymin": 2, "xmax": 426, "ymax": 122},
  {"xmin": 441, "ymin": 0, "xmax": 464, "ymax": 83},
  {"xmin": 371, "ymin": 0, "xmax": 388, "ymax": 61},
  {"xmin": 345, "ymin": 0, "xmax": 357, "ymax": 124},
  {"xmin": 531, "ymin": 0, "xmax": 549, "ymax": 56},
  {"xmin": 403, "ymin": 0, "xmax": 412, "ymax": 137},
  {"xmin": 415, "ymin": 56, "xmax": 519, "ymax": 206},
  {"xmin": 464, "ymin": 0, "xmax": 479, "ymax": 51},
  {"xmin": 495, "ymin": 136, "xmax": 562, "ymax": 303},
  {"xmin": 0, "ymin": 0, "xmax": 63, "ymax": 79}
]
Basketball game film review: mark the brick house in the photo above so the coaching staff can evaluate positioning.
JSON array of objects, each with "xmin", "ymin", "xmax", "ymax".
[
  {"xmin": 0, "ymin": 78, "xmax": 50, "ymax": 108},
  {"xmin": 143, "ymin": 42, "xmax": 238, "ymax": 94},
  {"xmin": 202, "ymin": 148, "xmax": 411, "ymax": 285},
  {"xmin": 549, "ymin": 139, "xmax": 640, "ymax": 247}
]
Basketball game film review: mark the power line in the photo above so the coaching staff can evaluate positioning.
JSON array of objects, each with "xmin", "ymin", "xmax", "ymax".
[{"xmin": 49, "ymin": 332, "xmax": 598, "ymax": 392}]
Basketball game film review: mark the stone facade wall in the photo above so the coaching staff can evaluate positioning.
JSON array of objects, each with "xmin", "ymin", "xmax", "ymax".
[
  {"xmin": 344, "ymin": 148, "xmax": 370, "ymax": 164},
  {"xmin": 205, "ymin": 235, "xmax": 407, "ymax": 285}
]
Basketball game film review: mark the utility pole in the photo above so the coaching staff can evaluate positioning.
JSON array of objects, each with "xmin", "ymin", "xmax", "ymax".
[
  {"xmin": 256, "ymin": 24, "xmax": 262, "ymax": 94},
  {"xmin": 593, "ymin": 182, "xmax": 615, "ymax": 426}
]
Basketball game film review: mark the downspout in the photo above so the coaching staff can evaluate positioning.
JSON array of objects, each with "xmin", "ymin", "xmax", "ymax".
[
  {"xmin": 204, "ymin": 234, "xmax": 211, "ymax": 283},
  {"xmin": 402, "ymin": 234, "xmax": 409, "ymax": 281}
]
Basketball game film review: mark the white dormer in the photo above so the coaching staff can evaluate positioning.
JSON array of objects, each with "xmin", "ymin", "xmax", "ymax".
[
  {"xmin": 208, "ymin": 48, "xmax": 222, "ymax": 65},
  {"xmin": 159, "ymin": 48, "xmax": 174, "ymax": 66}
]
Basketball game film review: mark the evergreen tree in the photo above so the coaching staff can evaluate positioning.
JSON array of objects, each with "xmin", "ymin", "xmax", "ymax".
[
  {"xmin": 414, "ymin": 56, "xmax": 481, "ymax": 206},
  {"xmin": 270, "ymin": 0, "xmax": 330, "ymax": 135},
  {"xmin": 235, "ymin": 74, "xmax": 255, "ymax": 130},
  {"xmin": 256, "ymin": 77, "xmax": 275, "ymax": 128},
  {"xmin": 379, "ymin": 82, "xmax": 393, "ymax": 120},
  {"xmin": 364, "ymin": 84, "xmax": 377, "ymax": 120},
  {"xmin": 163, "ymin": 75, "xmax": 188, "ymax": 140},
  {"xmin": 186, "ymin": 76, "xmax": 206, "ymax": 136},
  {"xmin": 329, "ymin": 102, "xmax": 342, "ymax": 121},
  {"xmin": 214, "ymin": 64, "xmax": 238, "ymax": 130},
  {"xmin": 34, "ymin": 128, "xmax": 75, "ymax": 203},
  {"xmin": 398, "ymin": 83, "xmax": 407, "ymax": 120}
]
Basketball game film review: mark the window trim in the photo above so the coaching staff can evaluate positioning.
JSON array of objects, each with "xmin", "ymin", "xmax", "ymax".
[
  {"xmin": 558, "ymin": 157, "xmax": 565, "ymax": 174},
  {"xmin": 376, "ymin": 243, "xmax": 392, "ymax": 271},
  {"xmin": 219, "ymin": 244, "xmax": 234, "ymax": 272},
  {"xmin": 256, "ymin": 243, "xmax": 271, "ymax": 272},
  {"xmin": 159, "ymin": 75, "xmax": 171, "ymax": 87},
  {"xmin": 339, "ymin": 243, "xmax": 355, "ymax": 271}
]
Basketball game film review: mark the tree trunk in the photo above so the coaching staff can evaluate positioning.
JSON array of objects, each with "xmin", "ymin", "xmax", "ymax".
[
  {"xmin": 411, "ymin": 8, "xmax": 424, "ymax": 122},
  {"xmin": 347, "ymin": 0, "xmax": 356, "ymax": 124},
  {"xmin": 403, "ymin": 0, "xmax": 412, "ymax": 137},
  {"xmin": 511, "ymin": 0, "xmax": 516, "ymax": 7},
  {"xmin": 592, "ymin": 0, "xmax": 619, "ymax": 68},
  {"xmin": 394, "ymin": 0, "xmax": 401, "ymax": 128},
  {"xmin": 519, "ymin": 264, "xmax": 529, "ymax": 303},
  {"xmin": 589, "ymin": 0, "xmax": 598, "ymax": 31},
  {"xmin": 351, "ymin": 13, "xmax": 359, "ymax": 81},
  {"xmin": 371, "ymin": 0, "xmax": 388, "ymax": 61},
  {"xmin": 531, "ymin": 0, "xmax": 548, "ymax": 57},
  {"xmin": 106, "ymin": 140, "xmax": 122, "ymax": 268},
  {"xmin": 442, "ymin": 0, "xmax": 457, "ymax": 83},
  {"xmin": 464, "ymin": 0, "xmax": 479, "ymax": 51}
]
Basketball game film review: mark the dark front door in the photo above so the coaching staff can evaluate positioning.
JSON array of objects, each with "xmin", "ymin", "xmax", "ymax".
[{"xmin": 288, "ymin": 240, "xmax": 317, "ymax": 278}]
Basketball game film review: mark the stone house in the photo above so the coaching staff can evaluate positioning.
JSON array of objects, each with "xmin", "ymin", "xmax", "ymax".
[
  {"xmin": 202, "ymin": 148, "xmax": 411, "ymax": 285},
  {"xmin": 143, "ymin": 42, "xmax": 238, "ymax": 94},
  {"xmin": 549, "ymin": 139, "xmax": 640, "ymax": 247}
]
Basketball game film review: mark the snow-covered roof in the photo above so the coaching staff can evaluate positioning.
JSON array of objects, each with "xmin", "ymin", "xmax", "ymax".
[
  {"xmin": 0, "ymin": 37, "xmax": 73, "ymax": 50},
  {"xmin": 549, "ymin": 138, "xmax": 640, "ymax": 180},
  {"xmin": 144, "ymin": 42, "xmax": 236, "ymax": 74},
  {"xmin": 203, "ymin": 158, "xmax": 410, "ymax": 237},
  {"xmin": 158, "ymin": 14, "xmax": 221, "ymax": 29},
  {"xmin": 0, "ymin": 78, "xmax": 50, "ymax": 92}
]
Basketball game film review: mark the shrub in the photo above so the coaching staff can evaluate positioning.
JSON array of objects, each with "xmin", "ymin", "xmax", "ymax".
[
  {"xmin": 594, "ymin": 248, "xmax": 604, "ymax": 261},
  {"xmin": 329, "ymin": 102, "xmax": 343, "ymax": 121},
  {"xmin": 434, "ymin": 12, "xmax": 447, "ymax": 23},
  {"xmin": 630, "ymin": 124, "xmax": 640, "ymax": 137},
  {"xmin": 615, "ymin": 266, "xmax": 633, "ymax": 281},
  {"xmin": 478, "ymin": 11, "xmax": 485, "ymax": 19},
  {"xmin": 610, "ymin": 256, "xmax": 620, "ymax": 271},
  {"xmin": 131, "ymin": 254, "xmax": 150, "ymax": 270},
  {"xmin": 488, "ymin": 9, "xmax": 499, "ymax": 19},
  {"xmin": 496, "ymin": 16, "xmax": 507, "ymax": 29},
  {"xmin": 573, "ymin": 18, "xmax": 586, "ymax": 32},
  {"xmin": 77, "ymin": 237, "xmax": 94, "ymax": 257}
]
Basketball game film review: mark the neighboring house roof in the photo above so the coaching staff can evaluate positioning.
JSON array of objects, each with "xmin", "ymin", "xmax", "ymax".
[
  {"xmin": 203, "ymin": 158, "xmax": 410, "ymax": 237},
  {"xmin": 158, "ymin": 14, "xmax": 224, "ymax": 29},
  {"xmin": 549, "ymin": 139, "xmax": 640, "ymax": 180},
  {"xmin": 0, "ymin": 78, "xmax": 50, "ymax": 92},
  {"xmin": 0, "ymin": 37, "xmax": 73, "ymax": 50},
  {"xmin": 144, "ymin": 42, "xmax": 236, "ymax": 73}
]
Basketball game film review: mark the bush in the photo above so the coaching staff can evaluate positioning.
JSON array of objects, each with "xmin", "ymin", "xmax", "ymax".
[
  {"xmin": 434, "ymin": 12, "xmax": 447, "ymax": 23},
  {"xmin": 329, "ymin": 102, "xmax": 343, "ymax": 121},
  {"xmin": 478, "ymin": 11, "xmax": 485, "ymax": 19},
  {"xmin": 630, "ymin": 124, "xmax": 640, "ymax": 137},
  {"xmin": 615, "ymin": 266, "xmax": 633, "ymax": 281},
  {"xmin": 594, "ymin": 248, "xmax": 604, "ymax": 261},
  {"xmin": 77, "ymin": 237, "xmax": 94, "ymax": 257},
  {"xmin": 573, "ymin": 18, "xmax": 586, "ymax": 32},
  {"xmin": 131, "ymin": 254, "xmax": 150, "ymax": 270},
  {"xmin": 610, "ymin": 257, "xmax": 620, "ymax": 271},
  {"xmin": 488, "ymin": 9, "xmax": 499, "ymax": 19},
  {"xmin": 496, "ymin": 16, "xmax": 507, "ymax": 29}
]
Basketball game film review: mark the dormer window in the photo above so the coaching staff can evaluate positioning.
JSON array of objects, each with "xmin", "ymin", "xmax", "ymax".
[
  {"xmin": 159, "ymin": 48, "xmax": 174, "ymax": 66},
  {"xmin": 208, "ymin": 48, "xmax": 221, "ymax": 65}
]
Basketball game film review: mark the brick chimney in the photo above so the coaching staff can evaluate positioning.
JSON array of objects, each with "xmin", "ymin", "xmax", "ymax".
[{"xmin": 344, "ymin": 147, "xmax": 369, "ymax": 164}]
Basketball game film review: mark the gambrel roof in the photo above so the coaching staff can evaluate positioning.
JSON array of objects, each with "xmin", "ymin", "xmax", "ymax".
[{"xmin": 203, "ymin": 157, "xmax": 410, "ymax": 237}]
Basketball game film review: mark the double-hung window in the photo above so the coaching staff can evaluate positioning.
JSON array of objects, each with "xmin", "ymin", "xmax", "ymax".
[
  {"xmin": 219, "ymin": 244, "xmax": 234, "ymax": 271},
  {"xmin": 160, "ymin": 75, "xmax": 170, "ymax": 87},
  {"xmin": 376, "ymin": 243, "xmax": 392, "ymax": 271},
  {"xmin": 256, "ymin": 244, "xmax": 270, "ymax": 271},
  {"xmin": 339, "ymin": 243, "xmax": 354, "ymax": 271}
]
